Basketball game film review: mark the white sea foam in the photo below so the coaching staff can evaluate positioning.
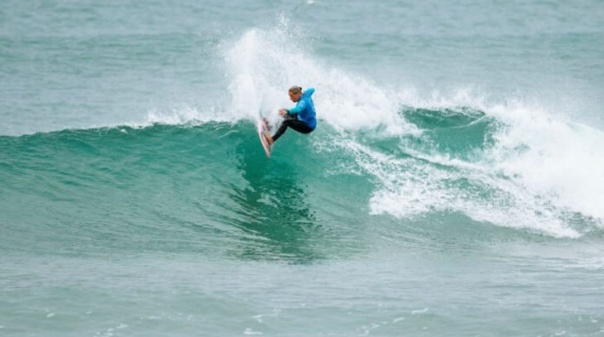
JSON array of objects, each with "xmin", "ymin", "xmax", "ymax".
[
  {"xmin": 487, "ymin": 102, "xmax": 604, "ymax": 221},
  {"xmin": 220, "ymin": 18, "xmax": 418, "ymax": 137},
  {"xmin": 370, "ymin": 98, "xmax": 604, "ymax": 237},
  {"xmin": 145, "ymin": 104, "xmax": 235, "ymax": 125},
  {"xmin": 325, "ymin": 85, "xmax": 602, "ymax": 237}
]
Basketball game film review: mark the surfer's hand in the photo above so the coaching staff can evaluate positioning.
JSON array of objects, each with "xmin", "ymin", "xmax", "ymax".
[{"xmin": 278, "ymin": 109, "xmax": 287, "ymax": 116}]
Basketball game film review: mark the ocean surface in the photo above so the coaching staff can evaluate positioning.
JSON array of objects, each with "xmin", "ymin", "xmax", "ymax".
[{"xmin": 1, "ymin": 1, "xmax": 604, "ymax": 336}]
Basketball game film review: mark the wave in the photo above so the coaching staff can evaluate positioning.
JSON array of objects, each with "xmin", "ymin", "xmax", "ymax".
[
  {"xmin": 2, "ymin": 20, "xmax": 603, "ymax": 243},
  {"xmin": 2, "ymin": 103, "xmax": 602, "ymax": 242}
]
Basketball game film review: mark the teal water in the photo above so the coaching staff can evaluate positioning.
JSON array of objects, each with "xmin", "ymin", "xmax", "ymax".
[{"xmin": 2, "ymin": 1, "xmax": 604, "ymax": 336}]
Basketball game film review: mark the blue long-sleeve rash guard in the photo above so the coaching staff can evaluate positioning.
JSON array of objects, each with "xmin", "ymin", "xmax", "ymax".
[{"xmin": 287, "ymin": 87, "xmax": 317, "ymax": 130}]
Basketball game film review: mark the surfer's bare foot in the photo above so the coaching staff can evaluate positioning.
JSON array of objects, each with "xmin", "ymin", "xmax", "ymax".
[{"xmin": 263, "ymin": 132, "xmax": 274, "ymax": 145}]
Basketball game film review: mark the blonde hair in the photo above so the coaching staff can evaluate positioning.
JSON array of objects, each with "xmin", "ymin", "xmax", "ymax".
[{"xmin": 288, "ymin": 86, "xmax": 302, "ymax": 94}]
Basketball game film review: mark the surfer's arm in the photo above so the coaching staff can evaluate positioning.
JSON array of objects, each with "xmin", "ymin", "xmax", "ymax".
[
  {"xmin": 303, "ymin": 87, "xmax": 315, "ymax": 96},
  {"xmin": 287, "ymin": 99, "xmax": 307, "ymax": 115}
]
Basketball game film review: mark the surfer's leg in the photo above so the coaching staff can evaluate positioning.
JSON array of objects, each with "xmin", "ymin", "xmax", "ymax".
[
  {"xmin": 288, "ymin": 121, "xmax": 313, "ymax": 134},
  {"xmin": 272, "ymin": 119, "xmax": 312, "ymax": 142},
  {"xmin": 271, "ymin": 121, "xmax": 290, "ymax": 142}
]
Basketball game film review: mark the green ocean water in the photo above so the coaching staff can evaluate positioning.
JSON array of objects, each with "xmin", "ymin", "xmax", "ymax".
[{"xmin": 2, "ymin": 1, "xmax": 604, "ymax": 336}]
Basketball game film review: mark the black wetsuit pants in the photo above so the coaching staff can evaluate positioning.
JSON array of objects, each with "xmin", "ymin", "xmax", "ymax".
[{"xmin": 272, "ymin": 114, "xmax": 313, "ymax": 142}]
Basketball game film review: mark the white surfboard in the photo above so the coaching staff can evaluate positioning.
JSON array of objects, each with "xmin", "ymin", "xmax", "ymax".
[{"xmin": 257, "ymin": 118, "xmax": 272, "ymax": 158}]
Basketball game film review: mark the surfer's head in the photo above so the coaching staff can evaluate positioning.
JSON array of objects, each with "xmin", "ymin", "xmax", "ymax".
[{"xmin": 288, "ymin": 86, "xmax": 303, "ymax": 102}]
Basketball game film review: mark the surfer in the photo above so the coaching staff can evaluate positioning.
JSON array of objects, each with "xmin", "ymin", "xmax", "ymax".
[{"xmin": 263, "ymin": 86, "xmax": 317, "ymax": 145}]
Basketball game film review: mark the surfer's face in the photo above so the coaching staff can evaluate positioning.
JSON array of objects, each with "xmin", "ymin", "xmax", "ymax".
[{"xmin": 289, "ymin": 91, "xmax": 302, "ymax": 102}]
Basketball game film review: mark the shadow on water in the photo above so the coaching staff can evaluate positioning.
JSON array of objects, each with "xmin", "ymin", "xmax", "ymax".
[{"xmin": 224, "ymin": 133, "xmax": 323, "ymax": 264}]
